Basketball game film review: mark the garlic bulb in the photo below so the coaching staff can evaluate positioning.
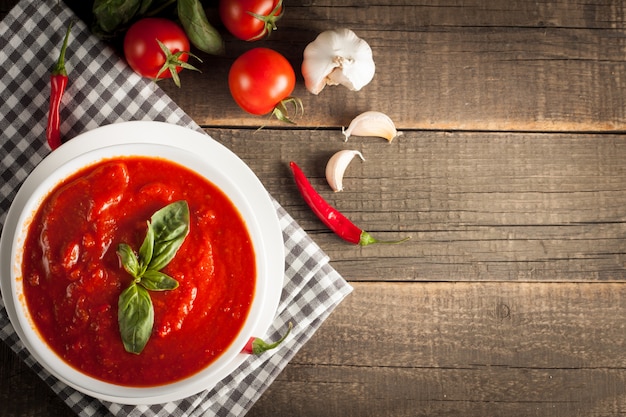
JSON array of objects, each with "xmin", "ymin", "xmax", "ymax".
[
  {"xmin": 302, "ymin": 28, "xmax": 375, "ymax": 95},
  {"xmin": 325, "ymin": 150, "xmax": 365, "ymax": 192},
  {"xmin": 342, "ymin": 111, "xmax": 401, "ymax": 142}
]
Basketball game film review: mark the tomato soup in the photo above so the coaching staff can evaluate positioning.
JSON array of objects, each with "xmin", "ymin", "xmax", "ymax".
[{"xmin": 21, "ymin": 157, "xmax": 256, "ymax": 386}]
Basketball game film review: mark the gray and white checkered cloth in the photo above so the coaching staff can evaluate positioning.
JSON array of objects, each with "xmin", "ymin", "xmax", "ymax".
[{"xmin": 0, "ymin": 1, "xmax": 352, "ymax": 415}]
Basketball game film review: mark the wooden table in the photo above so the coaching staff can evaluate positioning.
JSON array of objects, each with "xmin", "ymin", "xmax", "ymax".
[{"xmin": 3, "ymin": 0, "xmax": 626, "ymax": 415}]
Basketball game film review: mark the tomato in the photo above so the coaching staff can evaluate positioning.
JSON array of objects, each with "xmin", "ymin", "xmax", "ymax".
[
  {"xmin": 228, "ymin": 48, "xmax": 297, "ymax": 117},
  {"xmin": 219, "ymin": 0, "xmax": 283, "ymax": 41},
  {"xmin": 123, "ymin": 18, "xmax": 191, "ymax": 83}
]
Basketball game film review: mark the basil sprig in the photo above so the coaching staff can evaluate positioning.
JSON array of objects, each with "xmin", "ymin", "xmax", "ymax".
[{"xmin": 117, "ymin": 200, "xmax": 190, "ymax": 354}]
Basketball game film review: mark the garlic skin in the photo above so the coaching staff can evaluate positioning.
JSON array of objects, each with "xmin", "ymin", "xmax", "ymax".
[
  {"xmin": 302, "ymin": 29, "xmax": 375, "ymax": 95},
  {"xmin": 342, "ymin": 111, "xmax": 401, "ymax": 142},
  {"xmin": 326, "ymin": 150, "xmax": 365, "ymax": 192}
]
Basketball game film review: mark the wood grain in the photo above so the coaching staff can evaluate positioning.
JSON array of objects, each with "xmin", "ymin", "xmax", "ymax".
[
  {"xmin": 160, "ymin": 0, "xmax": 626, "ymax": 131},
  {"xmin": 0, "ymin": 343, "xmax": 73, "ymax": 416},
  {"xmin": 249, "ymin": 281, "xmax": 626, "ymax": 417},
  {"xmin": 207, "ymin": 128, "xmax": 626, "ymax": 282}
]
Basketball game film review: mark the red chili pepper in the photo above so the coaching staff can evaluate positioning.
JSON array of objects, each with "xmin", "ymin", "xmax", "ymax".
[
  {"xmin": 46, "ymin": 22, "xmax": 73, "ymax": 150},
  {"xmin": 242, "ymin": 322, "xmax": 292, "ymax": 355},
  {"xmin": 290, "ymin": 161, "xmax": 410, "ymax": 246}
]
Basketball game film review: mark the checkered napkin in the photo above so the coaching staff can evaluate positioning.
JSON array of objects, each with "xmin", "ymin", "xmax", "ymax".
[{"xmin": 0, "ymin": 1, "xmax": 352, "ymax": 415}]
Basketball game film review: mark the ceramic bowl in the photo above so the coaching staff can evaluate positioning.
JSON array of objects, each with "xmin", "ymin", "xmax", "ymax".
[{"xmin": 0, "ymin": 122, "xmax": 284, "ymax": 404}]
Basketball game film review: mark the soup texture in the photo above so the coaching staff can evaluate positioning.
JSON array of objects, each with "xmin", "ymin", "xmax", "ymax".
[{"xmin": 21, "ymin": 157, "xmax": 256, "ymax": 386}]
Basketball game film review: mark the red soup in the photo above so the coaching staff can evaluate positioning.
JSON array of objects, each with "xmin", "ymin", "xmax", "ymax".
[{"xmin": 21, "ymin": 156, "xmax": 256, "ymax": 386}]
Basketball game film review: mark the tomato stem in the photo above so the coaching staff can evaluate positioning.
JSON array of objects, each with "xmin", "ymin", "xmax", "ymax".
[
  {"xmin": 154, "ymin": 39, "xmax": 202, "ymax": 88},
  {"xmin": 272, "ymin": 96, "xmax": 303, "ymax": 124},
  {"xmin": 246, "ymin": 0, "xmax": 284, "ymax": 41}
]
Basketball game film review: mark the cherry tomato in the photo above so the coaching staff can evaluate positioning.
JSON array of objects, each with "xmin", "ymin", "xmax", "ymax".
[
  {"xmin": 219, "ymin": 0, "xmax": 284, "ymax": 41},
  {"xmin": 123, "ymin": 18, "xmax": 190, "ymax": 80},
  {"xmin": 228, "ymin": 48, "xmax": 297, "ymax": 117}
]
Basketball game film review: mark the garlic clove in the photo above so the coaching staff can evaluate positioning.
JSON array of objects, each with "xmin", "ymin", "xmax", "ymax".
[
  {"xmin": 302, "ymin": 28, "xmax": 375, "ymax": 95},
  {"xmin": 342, "ymin": 111, "xmax": 401, "ymax": 142},
  {"xmin": 325, "ymin": 150, "xmax": 365, "ymax": 192}
]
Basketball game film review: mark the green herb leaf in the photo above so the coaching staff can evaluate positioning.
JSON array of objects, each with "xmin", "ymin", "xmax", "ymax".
[
  {"xmin": 92, "ymin": 0, "xmax": 142, "ymax": 33},
  {"xmin": 116, "ymin": 200, "xmax": 190, "ymax": 354},
  {"xmin": 141, "ymin": 270, "xmax": 179, "ymax": 291},
  {"xmin": 138, "ymin": 0, "xmax": 155, "ymax": 15},
  {"xmin": 147, "ymin": 200, "xmax": 190, "ymax": 271},
  {"xmin": 117, "ymin": 243, "xmax": 140, "ymax": 279},
  {"xmin": 118, "ymin": 284, "xmax": 154, "ymax": 354},
  {"xmin": 177, "ymin": 0, "xmax": 225, "ymax": 55},
  {"xmin": 138, "ymin": 221, "xmax": 155, "ymax": 273}
]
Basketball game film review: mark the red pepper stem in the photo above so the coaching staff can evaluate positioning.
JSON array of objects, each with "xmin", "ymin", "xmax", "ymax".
[
  {"xmin": 243, "ymin": 322, "xmax": 293, "ymax": 355},
  {"xmin": 52, "ymin": 21, "xmax": 73, "ymax": 76},
  {"xmin": 359, "ymin": 231, "xmax": 411, "ymax": 246}
]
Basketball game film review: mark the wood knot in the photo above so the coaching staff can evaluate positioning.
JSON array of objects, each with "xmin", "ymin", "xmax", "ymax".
[{"xmin": 494, "ymin": 302, "xmax": 511, "ymax": 320}]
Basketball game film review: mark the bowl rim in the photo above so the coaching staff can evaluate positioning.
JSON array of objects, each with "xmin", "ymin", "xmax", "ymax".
[{"xmin": 0, "ymin": 121, "xmax": 284, "ymax": 404}]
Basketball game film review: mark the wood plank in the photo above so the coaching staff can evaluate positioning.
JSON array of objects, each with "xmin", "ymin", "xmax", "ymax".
[
  {"xmin": 157, "ymin": 0, "xmax": 626, "ymax": 131},
  {"xmin": 207, "ymin": 128, "xmax": 626, "ymax": 282},
  {"xmin": 0, "ymin": 0, "xmax": 14, "ymax": 11},
  {"xmin": 0, "ymin": 342, "xmax": 73, "ymax": 416},
  {"xmin": 0, "ymin": 0, "xmax": 14, "ymax": 18},
  {"xmin": 248, "ymin": 281, "xmax": 626, "ymax": 417},
  {"xmin": 286, "ymin": 0, "xmax": 624, "ymax": 29},
  {"xmin": 58, "ymin": 0, "xmax": 626, "ymax": 31}
]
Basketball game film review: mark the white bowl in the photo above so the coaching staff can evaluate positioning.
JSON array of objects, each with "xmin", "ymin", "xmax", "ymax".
[{"xmin": 0, "ymin": 122, "xmax": 284, "ymax": 404}]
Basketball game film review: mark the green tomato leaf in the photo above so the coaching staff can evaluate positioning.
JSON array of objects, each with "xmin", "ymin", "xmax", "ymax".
[
  {"xmin": 141, "ymin": 270, "xmax": 179, "ymax": 291},
  {"xmin": 117, "ymin": 243, "xmax": 140, "ymax": 279},
  {"xmin": 177, "ymin": 0, "xmax": 225, "ymax": 55},
  {"xmin": 92, "ymin": 0, "xmax": 142, "ymax": 34},
  {"xmin": 148, "ymin": 200, "xmax": 190, "ymax": 271},
  {"xmin": 118, "ymin": 284, "xmax": 154, "ymax": 354}
]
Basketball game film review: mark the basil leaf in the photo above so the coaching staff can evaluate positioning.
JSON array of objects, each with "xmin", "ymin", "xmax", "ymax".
[
  {"xmin": 116, "ymin": 200, "xmax": 190, "ymax": 354},
  {"xmin": 148, "ymin": 200, "xmax": 190, "ymax": 271},
  {"xmin": 150, "ymin": 200, "xmax": 189, "ymax": 242},
  {"xmin": 117, "ymin": 243, "xmax": 140, "ymax": 279},
  {"xmin": 148, "ymin": 239, "xmax": 185, "ymax": 272},
  {"xmin": 141, "ymin": 270, "xmax": 179, "ymax": 291},
  {"xmin": 118, "ymin": 284, "xmax": 154, "ymax": 354},
  {"xmin": 138, "ymin": 0, "xmax": 155, "ymax": 15},
  {"xmin": 93, "ymin": 0, "xmax": 142, "ymax": 33},
  {"xmin": 138, "ymin": 221, "xmax": 154, "ymax": 273},
  {"xmin": 177, "ymin": 0, "xmax": 225, "ymax": 55}
]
